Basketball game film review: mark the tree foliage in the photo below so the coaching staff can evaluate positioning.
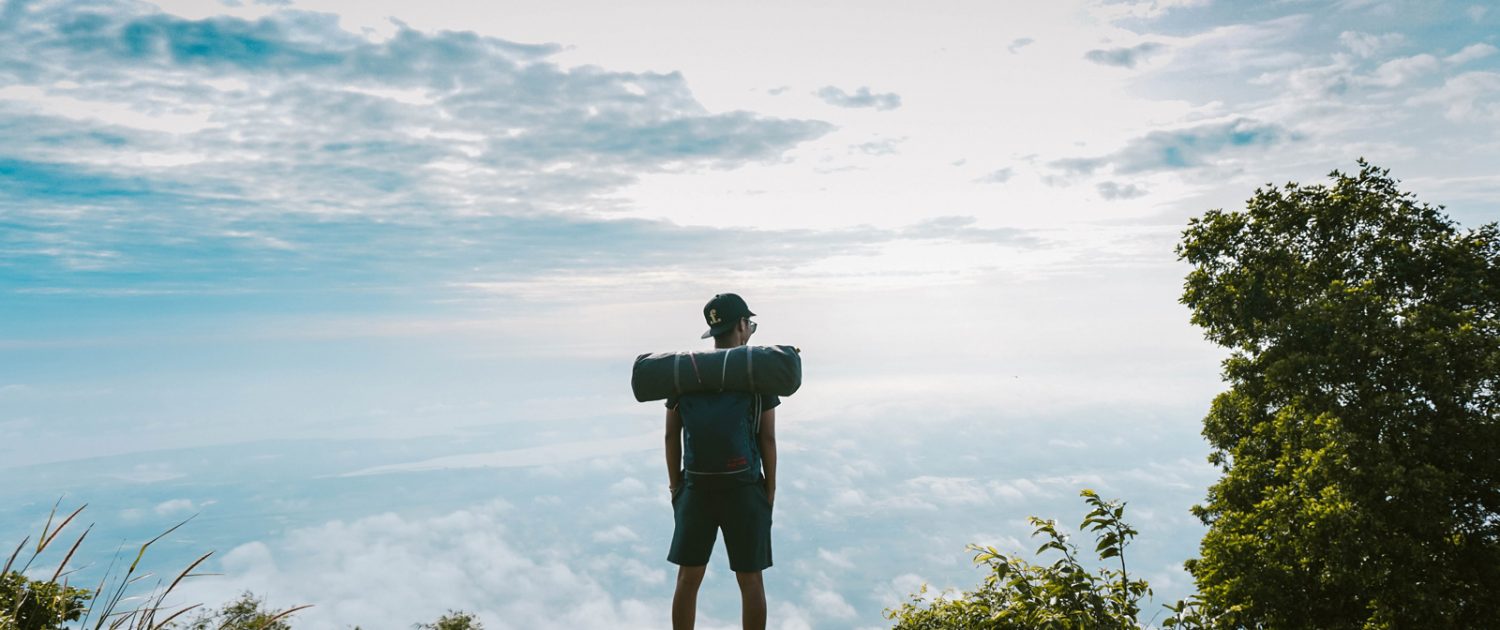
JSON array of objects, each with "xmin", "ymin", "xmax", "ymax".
[
  {"xmin": 176, "ymin": 592, "xmax": 300, "ymax": 630},
  {"xmin": 1176, "ymin": 160, "xmax": 1500, "ymax": 627},
  {"xmin": 884, "ymin": 490, "xmax": 1155, "ymax": 629},
  {"xmin": 0, "ymin": 571, "xmax": 90, "ymax": 630},
  {"xmin": 415, "ymin": 610, "xmax": 485, "ymax": 630}
]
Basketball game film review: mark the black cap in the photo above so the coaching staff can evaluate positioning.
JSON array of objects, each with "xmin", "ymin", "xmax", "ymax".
[{"xmin": 701, "ymin": 293, "xmax": 756, "ymax": 339}]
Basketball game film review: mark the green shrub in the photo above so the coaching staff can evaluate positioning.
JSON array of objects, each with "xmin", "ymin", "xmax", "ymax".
[
  {"xmin": 885, "ymin": 490, "xmax": 1161, "ymax": 629},
  {"xmin": 0, "ymin": 570, "xmax": 90, "ymax": 630},
  {"xmin": 175, "ymin": 591, "xmax": 310, "ymax": 630}
]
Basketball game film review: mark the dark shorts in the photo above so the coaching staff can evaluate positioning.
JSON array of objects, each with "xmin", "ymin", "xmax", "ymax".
[{"xmin": 668, "ymin": 481, "xmax": 773, "ymax": 573}]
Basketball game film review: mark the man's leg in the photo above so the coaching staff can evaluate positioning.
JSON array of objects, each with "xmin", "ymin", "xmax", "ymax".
[
  {"xmin": 722, "ymin": 483, "xmax": 772, "ymax": 629},
  {"xmin": 735, "ymin": 570, "xmax": 766, "ymax": 630},
  {"xmin": 673, "ymin": 564, "xmax": 707, "ymax": 630},
  {"xmin": 669, "ymin": 483, "xmax": 717, "ymax": 630}
]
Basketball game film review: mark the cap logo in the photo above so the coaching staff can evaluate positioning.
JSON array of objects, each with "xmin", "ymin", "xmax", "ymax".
[{"xmin": 708, "ymin": 309, "xmax": 722, "ymax": 325}]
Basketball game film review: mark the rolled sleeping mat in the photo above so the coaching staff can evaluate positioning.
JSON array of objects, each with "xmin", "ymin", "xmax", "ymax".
[{"xmin": 632, "ymin": 344, "xmax": 802, "ymax": 402}]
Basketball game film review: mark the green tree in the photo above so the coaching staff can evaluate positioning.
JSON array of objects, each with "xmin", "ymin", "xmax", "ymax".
[
  {"xmin": 415, "ymin": 610, "xmax": 484, "ymax": 630},
  {"xmin": 885, "ymin": 490, "xmax": 1152, "ymax": 629},
  {"xmin": 1176, "ymin": 161, "xmax": 1500, "ymax": 627}
]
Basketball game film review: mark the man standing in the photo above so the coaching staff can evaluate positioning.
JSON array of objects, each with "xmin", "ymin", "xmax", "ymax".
[{"xmin": 666, "ymin": 293, "xmax": 778, "ymax": 630}]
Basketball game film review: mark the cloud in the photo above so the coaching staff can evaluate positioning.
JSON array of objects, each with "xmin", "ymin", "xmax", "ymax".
[
  {"xmin": 1409, "ymin": 71, "xmax": 1500, "ymax": 121},
  {"xmin": 830, "ymin": 488, "xmax": 868, "ymax": 509},
  {"xmin": 346, "ymin": 433, "xmax": 657, "ymax": 476},
  {"xmin": 1083, "ymin": 42, "xmax": 1166, "ymax": 68},
  {"xmin": 897, "ymin": 216, "xmax": 1040, "ymax": 246},
  {"xmin": 1253, "ymin": 40, "xmax": 1491, "ymax": 103},
  {"xmin": 153, "ymin": 498, "xmax": 199, "ymax": 516},
  {"xmin": 816, "ymin": 547, "xmax": 856, "ymax": 570},
  {"xmin": 851, "ymin": 138, "xmax": 903, "ymax": 155},
  {"xmin": 1096, "ymin": 181, "xmax": 1148, "ymax": 200},
  {"xmin": 23, "ymin": 406, "xmax": 1221, "ymax": 628},
  {"xmin": 171, "ymin": 502, "xmax": 665, "ymax": 629},
  {"xmin": 1446, "ymin": 43, "xmax": 1498, "ymax": 65},
  {"xmin": 1336, "ymin": 0, "xmax": 1391, "ymax": 13},
  {"xmin": 807, "ymin": 588, "xmax": 857, "ymax": 619},
  {"xmin": 1338, "ymin": 31, "xmax": 1405, "ymax": 58},
  {"xmin": 986, "ymin": 480, "xmax": 1040, "ymax": 502},
  {"xmin": 0, "ymin": 383, "xmax": 32, "ymax": 397},
  {"xmin": 1118, "ymin": 457, "xmax": 1218, "ymax": 491},
  {"xmin": 1269, "ymin": 58, "xmax": 1357, "ymax": 100},
  {"xmin": 4, "ymin": 157, "xmax": 1045, "ymax": 296},
  {"xmin": 901, "ymin": 476, "xmax": 990, "ymax": 507},
  {"xmin": 1049, "ymin": 118, "xmax": 1292, "ymax": 175},
  {"xmin": 592, "ymin": 525, "xmax": 640, "ymax": 544},
  {"xmin": 1365, "ymin": 53, "xmax": 1441, "ymax": 87},
  {"xmin": 975, "ymin": 167, "xmax": 1013, "ymax": 184},
  {"xmin": 815, "ymin": 85, "xmax": 902, "ymax": 111},
  {"xmin": 109, "ymin": 463, "xmax": 186, "ymax": 483},
  {"xmin": 1008, "ymin": 37, "xmax": 1034, "ymax": 54},
  {"xmin": 609, "ymin": 477, "xmax": 649, "ymax": 495},
  {"xmin": 1092, "ymin": 0, "xmax": 1211, "ymax": 21},
  {"xmin": 0, "ymin": 1, "xmax": 835, "ymax": 294}
]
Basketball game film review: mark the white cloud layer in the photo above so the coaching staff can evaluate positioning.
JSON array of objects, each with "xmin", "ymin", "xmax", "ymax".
[{"xmin": 171, "ymin": 502, "xmax": 670, "ymax": 630}]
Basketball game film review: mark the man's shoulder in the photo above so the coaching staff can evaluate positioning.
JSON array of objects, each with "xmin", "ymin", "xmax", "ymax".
[{"xmin": 760, "ymin": 393, "xmax": 780, "ymax": 411}]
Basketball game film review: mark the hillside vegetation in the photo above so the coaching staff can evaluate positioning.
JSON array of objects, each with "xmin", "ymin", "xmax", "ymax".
[{"xmin": 888, "ymin": 161, "xmax": 1500, "ymax": 628}]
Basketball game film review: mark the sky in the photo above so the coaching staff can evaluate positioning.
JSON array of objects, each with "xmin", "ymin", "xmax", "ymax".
[{"xmin": 1, "ymin": 0, "xmax": 1498, "ymax": 628}]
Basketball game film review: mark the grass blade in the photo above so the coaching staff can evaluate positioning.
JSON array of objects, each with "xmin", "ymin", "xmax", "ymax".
[
  {"xmin": 162, "ymin": 551, "xmax": 213, "ymax": 600},
  {"xmin": 23, "ymin": 501, "xmax": 86, "ymax": 576},
  {"xmin": 127, "ymin": 514, "xmax": 196, "ymax": 574},
  {"xmin": 50, "ymin": 523, "xmax": 94, "ymax": 584},
  {"xmin": 80, "ymin": 541, "xmax": 125, "ymax": 630},
  {"xmin": 40, "ymin": 503, "xmax": 87, "ymax": 556},
  {"xmin": 149, "ymin": 603, "xmax": 202, "ymax": 630},
  {"xmin": 96, "ymin": 514, "xmax": 196, "ymax": 629},
  {"xmin": 2, "ymin": 535, "xmax": 29, "ymax": 576},
  {"xmin": 265, "ymin": 604, "xmax": 314, "ymax": 623},
  {"xmin": 108, "ymin": 608, "xmax": 139, "ymax": 630},
  {"xmin": 34, "ymin": 497, "xmax": 61, "ymax": 555}
]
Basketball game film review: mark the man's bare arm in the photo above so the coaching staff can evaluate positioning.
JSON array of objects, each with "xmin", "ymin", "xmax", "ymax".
[
  {"xmin": 759, "ymin": 407, "xmax": 776, "ymax": 506},
  {"xmin": 666, "ymin": 406, "xmax": 684, "ymax": 493}
]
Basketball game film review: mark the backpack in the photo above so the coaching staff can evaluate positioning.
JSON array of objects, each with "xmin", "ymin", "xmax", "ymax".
[
  {"xmin": 631, "ymin": 345, "xmax": 802, "ymax": 402},
  {"xmin": 677, "ymin": 391, "xmax": 764, "ymax": 480}
]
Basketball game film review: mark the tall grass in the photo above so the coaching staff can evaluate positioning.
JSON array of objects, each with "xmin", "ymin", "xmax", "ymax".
[{"xmin": 3, "ymin": 499, "xmax": 310, "ymax": 629}]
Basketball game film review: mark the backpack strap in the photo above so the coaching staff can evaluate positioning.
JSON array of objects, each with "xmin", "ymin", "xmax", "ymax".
[
  {"xmin": 673, "ymin": 352, "xmax": 682, "ymax": 396},
  {"xmin": 719, "ymin": 347, "xmax": 730, "ymax": 392},
  {"xmin": 752, "ymin": 392, "xmax": 763, "ymax": 436},
  {"xmin": 746, "ymin": 345, "xmax": 756, "ymax": 392}
]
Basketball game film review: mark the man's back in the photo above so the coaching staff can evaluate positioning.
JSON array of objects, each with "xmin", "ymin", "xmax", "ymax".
[
  {"xmin": 677, "ymin": 391, "xmax": 768, "ymax": 486},
  {"xmin": 665, "ymin": 293, "xmax": 779, "ymax": 630}
]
